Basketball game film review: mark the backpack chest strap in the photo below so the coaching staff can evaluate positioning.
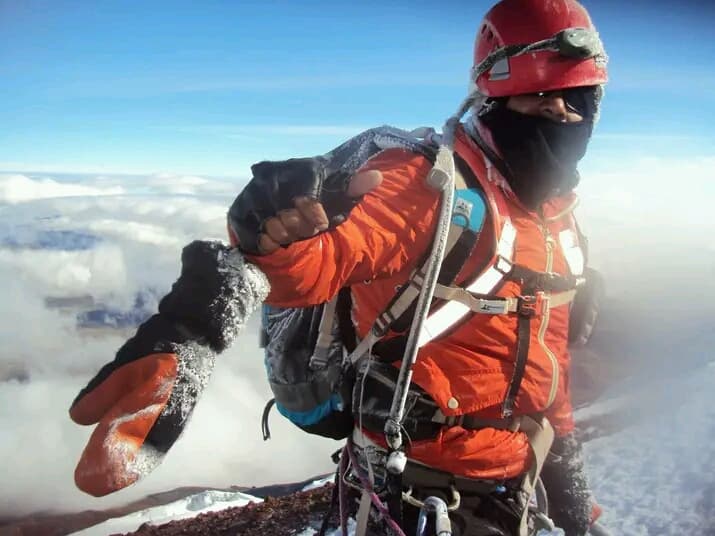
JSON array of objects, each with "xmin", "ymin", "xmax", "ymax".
[{"xmin": 431, "ymin": 284, "xmax": 576, "ymax": 316}]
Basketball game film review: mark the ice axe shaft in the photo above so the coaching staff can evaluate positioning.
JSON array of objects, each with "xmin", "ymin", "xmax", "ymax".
[
  {"xmin": 383, "ymin": 144, "xmax": 455, "ymax": 451},
  {"xmin": 384, "ymin": 94, "xmax": 479, "ymax": 454}
]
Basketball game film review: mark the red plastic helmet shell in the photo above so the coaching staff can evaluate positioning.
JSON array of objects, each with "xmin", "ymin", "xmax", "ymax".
[{"xmin": 473, "ymin": 0, "xmax": 608, "ymax": 97}]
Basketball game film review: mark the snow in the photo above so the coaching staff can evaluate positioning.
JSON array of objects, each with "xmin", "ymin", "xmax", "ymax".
[
  {"xmin": 69, "ymin": 489, "xmax": 263, "ymax": 535},
  {"xmin": 66, "ymin": 478, "xmax": 343, "ymax": 536},
  {"xmin": 301, "ymin": 476, "xmax": 334, "ymax": 492},
  {"xmin": 585, "ymin": 362, "xmax": 715, "ymax": 536}
]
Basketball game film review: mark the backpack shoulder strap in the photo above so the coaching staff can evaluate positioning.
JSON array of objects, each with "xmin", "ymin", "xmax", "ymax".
[{"xmin": 347, "ymin": 151, "xmax": 490, "ymax": 364}]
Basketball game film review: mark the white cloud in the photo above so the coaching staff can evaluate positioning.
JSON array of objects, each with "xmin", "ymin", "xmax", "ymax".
[
  {"xmin": 86, "ymin": 220, "xmax": 183, "ymax": 248},
  {"xmin": 0, "ymin": 174, "xmax": 336, "ymax": 516},
  {"xmin": 0, "ymin": 174, "xmax": 124, "ymax": 204},
  {"xmin": 143, "ymin": 173, "xmax": 240, "ymax": 196},
  {"xmin": 577, "ymin": 155, "xmax": 715, "ymax": 296}
]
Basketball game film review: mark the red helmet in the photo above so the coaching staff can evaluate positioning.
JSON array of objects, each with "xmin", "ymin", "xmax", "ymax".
[{"xmin": 472, "ymin": 0, "xmax": 608, "ymax": 97}]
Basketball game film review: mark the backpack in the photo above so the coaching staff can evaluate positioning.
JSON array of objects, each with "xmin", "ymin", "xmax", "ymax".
[
  {"xmin": 257, "ymin": 126, "xmax": 498, "ymax": 440},
  {"xmin": 259, "ymin": 126, "xmax": 439, "ymax": 440},
  {"xmin": 257, "ymin": 126, "xmax": 603, "ymax": 440},
  {"xmin": 261, "ymin": 288, "xmax": 356, "ymax": 440}
]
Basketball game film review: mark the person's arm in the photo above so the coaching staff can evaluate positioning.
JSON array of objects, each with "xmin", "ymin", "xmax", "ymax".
[{"xmin": 245, "ymin": 149, "xmax": 441, "ymax": 308}]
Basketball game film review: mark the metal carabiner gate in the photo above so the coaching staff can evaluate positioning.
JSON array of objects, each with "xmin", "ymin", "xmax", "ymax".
[{"xmin": 416, "ymin": 496, "xmax": 453, "ymax": 536}]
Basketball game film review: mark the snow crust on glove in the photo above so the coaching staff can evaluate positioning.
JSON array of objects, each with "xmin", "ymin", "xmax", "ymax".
[
  {"xmin": 159, "ymin": 240, "xmax": 270, "ymax": 352},
  {"xmin": 540, "ymin": 433, "xmax": 595, "ymax": 536}
]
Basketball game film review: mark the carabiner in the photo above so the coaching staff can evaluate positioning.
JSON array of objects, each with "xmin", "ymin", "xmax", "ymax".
[{"xmin": 415, "ymin": 496, "xmax": 452, "ymax": 536}]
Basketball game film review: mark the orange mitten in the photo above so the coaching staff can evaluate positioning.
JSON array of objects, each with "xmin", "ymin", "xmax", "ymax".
[{"xmin": 70, "ymin": 241, "xmax": 268, "ymax": 496}]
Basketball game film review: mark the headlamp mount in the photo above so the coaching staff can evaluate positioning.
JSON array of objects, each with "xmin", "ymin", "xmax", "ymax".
[
  {"xmin": 470, "ymin": 27, "xmax": 605, "ymax": 87},
  {"xmin": 555, "ymin": 27, "xmax": 603, "ymax": 59}
]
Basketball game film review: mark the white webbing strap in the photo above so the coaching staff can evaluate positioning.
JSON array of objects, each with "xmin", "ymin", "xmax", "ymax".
[
  {"xmin": 547, "ymin": 289, "xmax": 577, "ymax": 309},
  {"xmin": 432, "ymin": 284, "xmax": 517, "ymax": 315},
  {"xmin": 348, "ymin": 328, "xmax": 381, "ymax": 365},
  {"xmin": 432, "ymin": 285, "xmax": 576, "ymax": 316},
  {"xmin": 308, "ymin": 294, "xmax": 339, "ymax": 369},
  {"xmin": 379, "ymin": 221, "xmax": 466, "ymax": 332},
  {"xmin": 355, "ymin": 490, "xmax": 372, "ymax": 536},
  {"xmin": 348, "ymin": 219, "xmax": 516, "ymax": 363},
  {"xmin": 517, "ymin": 416, "xmax": 555, "ymax": 536},
  {"xmin": 347, "ymin": 219, "xmax": 579, "ymax": 362},
  {"xmin": 347, "ymin": 222, "xmax": 469, "ymax": 365},
  {"xmin": 417, "ymin": 219, "xmax": 516, "ymax": 347}
]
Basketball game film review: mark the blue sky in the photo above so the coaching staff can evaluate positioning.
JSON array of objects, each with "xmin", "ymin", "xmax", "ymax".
[{"xmin": 1, "ymin": 0, "xmax": 714, "ymax": 177}]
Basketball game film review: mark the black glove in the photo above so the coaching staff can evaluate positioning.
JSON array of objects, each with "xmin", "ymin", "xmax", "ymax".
[
  {"xmin": 227, "ymin": 157, "xmax": 356, "ymax": 255},
  {"xmin": 540, "ymin": 433, "xmax": 596, "ymax": 536},
  {"xmin": 568, "ymin": 267, "xmax": 605, "ymax": 347}
]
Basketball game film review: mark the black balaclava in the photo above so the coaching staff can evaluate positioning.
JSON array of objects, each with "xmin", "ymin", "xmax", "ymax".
[{"xmin": 478, "ymin": 86, "xmax": 601, "ymax": 210}]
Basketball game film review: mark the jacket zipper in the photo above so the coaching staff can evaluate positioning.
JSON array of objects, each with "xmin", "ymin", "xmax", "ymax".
[{"xmin": 538, "ymin": 222, "xmax": 559, "ymax": 408}]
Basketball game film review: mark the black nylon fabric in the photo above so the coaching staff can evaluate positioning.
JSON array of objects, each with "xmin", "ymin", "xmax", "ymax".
[
  {"xmin": 344, "ymin": 477, "xmax": 524, "ymax": 536},
  {"xmin": 158, "ymin": 240, "xmax": 255, "ymax": 352},
  {"xmin": 568, "ymin": 267, "xmax": 605, "ymax": 347},
  {"xmin": 479, "ymin": 104, "xmax": 594, "ymax": 209},
  {"xmin": 228, "ymin": 157, "xmax": 355, "ymax": 255},
  {"xmin": 353, "ymin": 359, "xmax": 443, "ymax": 441},
  {"xmin": 501, "ymin": 302, "xmax": 532, "ymax": 418},
  {"xmin": 262, "ymin": 291, "xmax": 355, "ymax": 440},
  {"xmin": 71, "ymin": 240, "xmax": 242, "ymax": 407},
  {"xmin": 400, "ymin": 490, "xmax": 523, "ymax": 536}
]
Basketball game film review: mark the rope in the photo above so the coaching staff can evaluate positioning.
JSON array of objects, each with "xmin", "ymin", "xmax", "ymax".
[{"xmin": 346, "ymin": 438, "xmax": 407, "ymax": 536}]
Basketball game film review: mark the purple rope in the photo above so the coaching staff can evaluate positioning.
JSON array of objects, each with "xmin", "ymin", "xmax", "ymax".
[{"xmin": 346, "ymin": 437, "xmax": 407, "ymax": 536}]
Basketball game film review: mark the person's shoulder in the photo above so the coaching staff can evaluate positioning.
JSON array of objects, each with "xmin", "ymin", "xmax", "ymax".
[{"xmin": 360, "ymin": 148, "xmax": 435, "ymax": 190}]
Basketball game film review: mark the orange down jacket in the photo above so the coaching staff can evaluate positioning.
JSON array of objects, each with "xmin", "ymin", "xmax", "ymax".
[{"xmin": 248, "ymin": 126, "xmax": 583, "ymax": 481}]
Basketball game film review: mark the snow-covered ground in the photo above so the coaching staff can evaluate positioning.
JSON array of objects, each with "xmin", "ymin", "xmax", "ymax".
[
  {"xmin": 585, "ymin": 362, "xmax": 715, "ymax": 535},
  {"xmin": 70, "ymin": 477, "xmax": 336, "ymax": 535},
  {"xmin": 71, "ymin": 489, "xmax": 264, "ymax": 536}
]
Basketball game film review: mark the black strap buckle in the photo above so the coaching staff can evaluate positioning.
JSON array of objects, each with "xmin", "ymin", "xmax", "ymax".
[
  {"xmin": 517, "ymin": 295, "xmax": 539, "ymax": 317},
  {"xmin": 494, "ymin": 255, "xmax": 513, "ymax": 275},
  {"xmin": 445, "ymin": 414, "xmax": 465, "ymax": 427}
]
